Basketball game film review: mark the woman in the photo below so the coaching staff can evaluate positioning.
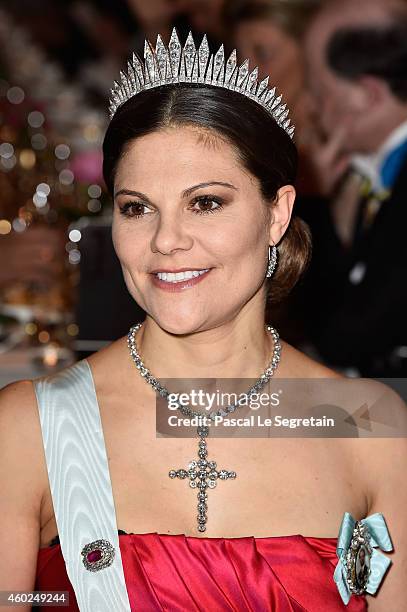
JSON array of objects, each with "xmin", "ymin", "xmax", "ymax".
[{"xmin": 0, "ymin": 29, "xmax": 405, "ymax": 611}]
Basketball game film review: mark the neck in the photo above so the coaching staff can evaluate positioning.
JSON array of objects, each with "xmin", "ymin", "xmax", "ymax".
[
  {"xmin": 365, "ymin": 107, "xmax": 407, "ymax": 154},
  {"xmin": 135, "ymin": 307, "xmax": 276, "ymax": 380}
]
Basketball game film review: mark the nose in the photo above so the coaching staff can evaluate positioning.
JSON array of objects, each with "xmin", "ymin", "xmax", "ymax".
[{"xmin": 150, "ymin": 211, "xmax": 194, "ymax": 256}]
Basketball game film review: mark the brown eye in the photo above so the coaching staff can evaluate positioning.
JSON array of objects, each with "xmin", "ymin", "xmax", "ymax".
[
  {"xmin": 119, "ymin": 202, "xmax": 150, "ymax": 217},
  {"xmin": 191, "ymin": 195, "xmax": 224, "ymax": 215}
]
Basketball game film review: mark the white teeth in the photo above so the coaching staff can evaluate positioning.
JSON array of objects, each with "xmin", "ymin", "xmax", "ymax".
[{"xmin": 156, "ymin": 269, "xmax": 209, "ymax": 282}]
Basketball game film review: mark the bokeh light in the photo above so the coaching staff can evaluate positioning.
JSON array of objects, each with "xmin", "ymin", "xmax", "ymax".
[
  {"xmin": 68, "ymin": 229, "xmax": 81, "ymax": 243},
  {"xmin": 69, "ymin": 249, "xmax": 81, "ymax": 264},
  {"xmin": 0, "ymin": 219, "xmax": 12, "ymax": 234},
  {"xmin": 31, "ymin": 133, "xmax": 47, "ymax": 150},
  {"xmin": 59, "ymin": 168, "xmax": 74, "ymax": 185},
  {"xmin": 0, "ymin": 142, "xmax": 14, "ymax": 159},
  {"xmin": 87, "ymin": 198, "xmax": 102, "ymax": 213},
  {"xmin": 67, "ymin": 323, "xmax": 79, "ymax": 336},
  {"xmin": 88, "ymin": 184, "xmax": 102, "ymax": 199},
  {"xmin": 27, "ymin": 111, "xmax": 45, "ymax": 128},
  {"xmin": 36, "ymin": 182, "xmax": 51, "ymax": 197},
  {"xmin": 55, "ymin": 144, "xmax": 71, "ymax": 160},
  {"xmin": 12, "ymin": 217, "xmax": 27, "ymax": 232},
  {"xmin": 19, "ymin": 149, "xmax": 36, "ymax": 169},
  {"xmin": 25, "ymin": 322, "xmax": 37, "ymax": 335},
  {"xmin": 38, "ymin": 330, "xmax": 50, "ymax": 344},
  {"xmin": 7, "ymin": 86, "xmax": 25, "ymax": 104}
]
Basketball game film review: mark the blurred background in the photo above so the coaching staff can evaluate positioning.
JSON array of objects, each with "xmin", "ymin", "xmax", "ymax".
[{"xmin": 1, "ymin": 0, "xmax": 407, "ymax": 386}]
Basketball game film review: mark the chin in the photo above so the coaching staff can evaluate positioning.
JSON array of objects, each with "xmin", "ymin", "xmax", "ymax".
[{"xmin": 151, "ymin": 311, "xmax": 209, "ymax": 336}]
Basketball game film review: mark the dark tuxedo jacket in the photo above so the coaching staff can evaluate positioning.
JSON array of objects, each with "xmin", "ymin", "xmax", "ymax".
[{"xmin": 297, "ymin": 156, "xmax": 407, "ymax": 377}]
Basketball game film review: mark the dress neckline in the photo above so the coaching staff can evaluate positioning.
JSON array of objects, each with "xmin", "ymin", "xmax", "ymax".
[{"xmin": 42, "ymin": 529, "xmax": 338, "ymax": 550}]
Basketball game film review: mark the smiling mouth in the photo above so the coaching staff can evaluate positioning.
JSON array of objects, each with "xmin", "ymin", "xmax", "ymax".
[{"xmin": 153, "ymin": 269, "xmax": 210, "ymax": 283}]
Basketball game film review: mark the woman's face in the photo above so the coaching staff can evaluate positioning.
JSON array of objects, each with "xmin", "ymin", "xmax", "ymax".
[
  {"xmin": 235, "ymin": 19, "xmax": 304, "ymax": 109},
  {"xmin": 112, "ymin": 125, "xmax": 292, "ymax": 334}
]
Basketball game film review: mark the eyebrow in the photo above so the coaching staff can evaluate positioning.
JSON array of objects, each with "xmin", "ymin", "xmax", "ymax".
[{"xmin": 114, "ymin": 181, "xmax": 238, "ymax": 200}]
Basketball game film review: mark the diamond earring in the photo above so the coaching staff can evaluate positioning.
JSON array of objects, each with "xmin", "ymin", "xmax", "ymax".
[{"xmin": 266, "ymin": 244, "xmax": 278, "ymax": 278}]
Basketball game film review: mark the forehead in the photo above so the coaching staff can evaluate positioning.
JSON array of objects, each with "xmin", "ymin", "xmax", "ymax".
[{"xmin": 114, "ymin": 125, "xmax": 254, "ymax": 188}]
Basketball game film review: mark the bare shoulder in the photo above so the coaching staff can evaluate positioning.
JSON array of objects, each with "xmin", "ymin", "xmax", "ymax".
[
  {"xmin": 279, "ymin": 339, "xmax": 343, "ymax": 378},
  {"xmin": 0, "ymin": 378, "xmax": 46, "ymax": 494},
  {"xmin": 86, "ymin": 335, "xmax": 127, "ymax": 369},
  {"xmin": 0, "ymin": 380, "xmax": 48, "ymax": 589},
  {"xmin": 354, "ymin": 382, "xmax": 407, "ymax": 489},
  {"xmin": 86, "ymin": 335, "xmax": 134, "ymax": 393},
  {"xmin": 87, "ymin": 336, "xmax": 127, "ymax": 367},
  {"xmin": 0, "ymin": 378, "xmax": 41, "ymax": 441}
]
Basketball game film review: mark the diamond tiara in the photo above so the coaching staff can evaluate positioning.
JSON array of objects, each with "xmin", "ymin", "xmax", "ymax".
[{"xmin": 108, "ymin": 28, "xmax": 294, "ymax": 139}]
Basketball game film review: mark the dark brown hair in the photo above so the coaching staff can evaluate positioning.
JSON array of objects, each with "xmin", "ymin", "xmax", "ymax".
[
  {"xmin": 103, "ymin": 83, "xmax": 311, "ymax": 304},
  {"xmin": 327, "ymin": 17, "xmax": 407, "ymax": 102}
]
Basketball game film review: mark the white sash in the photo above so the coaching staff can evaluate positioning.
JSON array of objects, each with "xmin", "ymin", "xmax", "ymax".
[{"xmin": 34, "ymin": 360, "xmax": 131, "ymax": 611}]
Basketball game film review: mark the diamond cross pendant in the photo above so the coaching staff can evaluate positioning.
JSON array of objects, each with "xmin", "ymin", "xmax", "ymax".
[{"xmin": 168, "ymin": 425, "xmax": 236, "ymax": 532}]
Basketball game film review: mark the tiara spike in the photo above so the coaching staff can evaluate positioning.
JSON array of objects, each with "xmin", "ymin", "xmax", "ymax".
[
  {"xmin": 212, "ymin": 44, "xmax": 225, "ymax": 84},
  {"xmin": 169, "ymin": 27, "xmax": 182, "ymax": 80},
  {"xmin": 198, "ymin": 34, "xmax": 210, "ymax": 82},
  {"xmin": 108, "ymin": 29, "xmax": 294, "ymax": 138},
  {"xmin": 144, "ymin": 39, "xmax": 157, "ymax": 85},
  {"xmin": 183, "ymin": 31, "xmax": 197, "ymax": 81},
  {"xmin": 225, "ymin": 49, "xmax": 237, "ymax": 86},
  {"xmin": 127, "ymin": 61, "xmax": 138, "ymax": 92},
  {"xmin": 277, "ymin": 109, "xmax": 290, "ymax": 124},
  {"xmin": 246, "ymin": 67, "xmax": 258, "ymax": 94},
  {"xmin": 155, "ymin": 34, "xmax": 167, "ymax": 82},
  {"xmin": 204, "ymin": 55, "xmax": 214, "ymax": 84},
  {"xmin": 191, "ymin": 52, "xmax": 199, "ymax": 82},
  {"xmin": 257, "ymin": 76, "xmax": 269, "ymax": 99},
  {"xmin": 179, "ymin": 53, "xmax": 186, "ymax": 81},
  {"xmin": 273, "ymin": 103, "xmax": 287, "ymax": 119},
  {"xmin": 165, "ymin": 54, "xmax": 172, "ymax": 82},
  {"xmin": 119, "ymin": 71, "xmax": 131, "ymax": 97},
  {"xmin": 268, "ymin": 94, "xmax": 282, "ymax": 111},
  {"xmin": 132, "ymin": 53, "xmax": 145, "ymax": 88},
  {"xmin": 236, "ymin": 59, "xmax": 250, "ymax": 89},
  {"xmin": 264, "ymin": 87, "xmax": 276, "ymax": 105}
]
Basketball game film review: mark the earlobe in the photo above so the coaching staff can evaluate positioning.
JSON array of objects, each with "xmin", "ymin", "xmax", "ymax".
[
  {"xmin": 269, "ymin": 185, "xmax": 296, "ymax": 244},
  {"xmin": 357, "ymin": 75, "xmax": 386, "ymax": 108}
]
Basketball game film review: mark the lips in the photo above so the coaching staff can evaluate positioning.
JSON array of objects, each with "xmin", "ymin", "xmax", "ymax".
[
  {"xmin": 150, "ymin": 267, "xmax": 210, "ymax": 274},
  {"xmin": 150, "ymin": 268, "xmax": 212, "ymax": 292}
]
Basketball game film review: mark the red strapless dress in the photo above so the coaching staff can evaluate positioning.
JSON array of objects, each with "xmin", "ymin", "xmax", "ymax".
[{"xmin": 35, "ymin": 532, "xmax": 367, "ymax": 611}]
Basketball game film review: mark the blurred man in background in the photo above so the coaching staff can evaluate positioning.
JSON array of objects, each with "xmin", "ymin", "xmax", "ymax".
[{"xmin": 302, "ymin": 0, "xmax": 407, "ymax": 376}]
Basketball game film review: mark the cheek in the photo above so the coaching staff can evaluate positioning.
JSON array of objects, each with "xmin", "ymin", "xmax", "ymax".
[
  {"xmin": 321, "ymin": 97, "xmax": 340, "ymax": 130},
  {"xmin": 213, "ymin": 221, "xmax": 267, "ymax": 283},
  {"xmin": 209, "ymin": 213, "xmax": 266, "ymax": 254},
  {"xmin": 111, "ymin": 218, "xmax": 140, "ymax": 269},
  {"xmin": 111, "ymin": 219, "xmax": 125, "ymax": 261}
]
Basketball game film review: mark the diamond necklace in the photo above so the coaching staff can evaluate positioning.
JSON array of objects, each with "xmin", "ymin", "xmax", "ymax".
[{"xmin": 127, "ymin": 322, "xmax": 281, "ymax": 533}]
